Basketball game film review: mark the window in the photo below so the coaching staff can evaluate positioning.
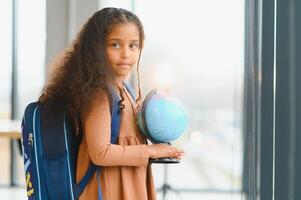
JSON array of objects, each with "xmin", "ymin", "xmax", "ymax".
[
  {"xmin": 0, "ymin": 0, "xmax": 46, "ymax": 186},
  {"xmin": 16, "ymin": 0, "xmax": 46, "ymax": 119},
  {"xmin": 133, "ymin": 1, "xmax": 245, "ymax": 199},
  {"xmin": 0, "ymin": 0, "xmax": 12, "ymax": 120}
]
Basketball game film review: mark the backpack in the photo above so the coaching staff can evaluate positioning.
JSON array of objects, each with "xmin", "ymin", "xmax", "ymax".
[{"xmin": 21, "ymin": 82, "xmax": 135, "ymax": 200}]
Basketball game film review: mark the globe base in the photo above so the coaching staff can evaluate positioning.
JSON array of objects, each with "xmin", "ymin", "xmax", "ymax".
[{"xmin": 149, "ymin": 157, "xmax": 180, "ymax": 164}]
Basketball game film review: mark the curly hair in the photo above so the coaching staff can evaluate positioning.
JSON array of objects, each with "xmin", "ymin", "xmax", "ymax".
[{"xmin": 39, "ymin": 7, "xmax": 145, "ymax": 124}]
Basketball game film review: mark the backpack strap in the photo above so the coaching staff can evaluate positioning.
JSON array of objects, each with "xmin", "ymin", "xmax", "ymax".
[
  {"xmin": 95, "ymin": 82, "xmax": 136, "ymax": 200},
  {"xmin": 123, "ymin": 81, "xmax": 137, "ymax": 100},
  {"xmin": 109, "ymin": 81, "xmax": 136, "ymax": 143},
  {"xmin": 78, "ymin": 83, "xmax": 134, "ymax": 198},
  {"xmin": 108, "ymin": 84, "xmax": 122, "ymax": 144},
  {"xmin": 74, "ymin": 164, "xmax": 98, "ymax": 198}
]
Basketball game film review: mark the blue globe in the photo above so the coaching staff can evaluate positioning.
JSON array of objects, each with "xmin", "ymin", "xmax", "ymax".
[{"xmin": 137, "ymin": 89, "xmax": 188, "ymax": 143}]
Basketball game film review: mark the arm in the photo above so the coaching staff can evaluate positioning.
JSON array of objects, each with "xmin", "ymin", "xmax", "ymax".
[{"xmin": 82, "ymin": 90, "xmax": 150, "ymax": 167}]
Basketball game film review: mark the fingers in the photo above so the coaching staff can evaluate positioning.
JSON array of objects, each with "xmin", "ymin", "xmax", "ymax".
[
  {"xmin": 160, "ymin": 144, "xmax": 185, "ymax": 152},
  {"xmin": 167, "ymin": 146, "xmax": 185, "ymax": 159},
  {"xmin": 148, "ymin": 144, "xmax": 186, "ymax": 159},
  {"xmin": 169, "ymin": 150, "xmax": 185, "ymax": 159}
]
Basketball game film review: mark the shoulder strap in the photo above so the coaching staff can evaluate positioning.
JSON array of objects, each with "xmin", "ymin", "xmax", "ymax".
[
  {"xmin": 76, "ymin": 85, "xmax": 124, "ymax": 198},
  {"xmin": 108, "ymin": 84, "xmax": 122, "ymax": 144},
  {"xmin": 109, "ymin": 82, "xmax": 136, "ymax": 144},
  {"xmin": 123, "ymin": 81, "xmax": 137, "ymax": 100},
  {"xmin": 74, "ymin": 164, "xmax": 97, "ymax": 198}
]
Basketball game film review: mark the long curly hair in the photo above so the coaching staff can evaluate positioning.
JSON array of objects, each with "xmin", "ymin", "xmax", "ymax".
[{"xmin": 39, "ymin": 7, "xmax": 145, "ymax": 125}]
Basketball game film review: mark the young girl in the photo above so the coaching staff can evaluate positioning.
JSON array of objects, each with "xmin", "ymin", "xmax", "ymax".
[{"xmin": 39, "ymin": 7, "xmax": 184, "ymax": 200}]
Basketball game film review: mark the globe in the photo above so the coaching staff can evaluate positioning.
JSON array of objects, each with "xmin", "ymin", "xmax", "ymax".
[{"xmin": 137, "ymin": 89, "xmax": 188, "ymax": 144}]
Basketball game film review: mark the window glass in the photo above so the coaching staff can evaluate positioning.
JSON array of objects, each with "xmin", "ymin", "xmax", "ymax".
[
  {"xmin": 0, "ymin": 0, "xmax": 13, "ymax": 120},
  {"xmin": 134, "ymin": 1, "xmax": 245, "ymax": 199},
  {"xmin": 16, "ymin": 0, "xmax": 46, "ymax": 119}
]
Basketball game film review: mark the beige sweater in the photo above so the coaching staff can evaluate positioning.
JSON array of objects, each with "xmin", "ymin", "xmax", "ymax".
[{"xmin": 76, "ymin": 86, "xmax": 157, "ymax": 200}]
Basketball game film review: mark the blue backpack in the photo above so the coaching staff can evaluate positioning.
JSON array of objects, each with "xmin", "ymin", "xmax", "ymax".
[{"xmin": 21, "ymin": 83, "xmax": 135, "ymax": 200}]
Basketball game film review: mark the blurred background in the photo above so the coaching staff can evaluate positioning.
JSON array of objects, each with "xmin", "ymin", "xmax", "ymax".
[{"xmin": 1, "ymin": 0, "xmax": 300, "ymax": 200}]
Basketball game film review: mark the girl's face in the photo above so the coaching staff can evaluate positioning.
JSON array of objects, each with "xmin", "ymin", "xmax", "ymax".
[{"xmin": 106, "ymin": 23, "xmax": 141, "ymax": 81}]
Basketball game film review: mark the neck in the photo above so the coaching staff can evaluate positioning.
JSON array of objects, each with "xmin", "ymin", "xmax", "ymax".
[
  {"xmin": 108, "ymin": 77, "xmax": 124, "ymax": 92},
  {"xmin": 115, "ymin": 75, "xmax": 126, "ymax": 87},
  {"xmin": 115, "ymin": 78, "xmax": 124, "ymax": 87}
]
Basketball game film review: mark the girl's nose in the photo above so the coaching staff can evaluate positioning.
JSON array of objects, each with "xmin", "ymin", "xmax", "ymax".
[{"xmin": 121, "ymin": 47, "xmax": 130, "ymax": 59}]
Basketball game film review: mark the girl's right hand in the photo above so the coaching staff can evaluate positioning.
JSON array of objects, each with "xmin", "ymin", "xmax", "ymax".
[{"xmin": 147, "ymin": 144, "xmax": 185, "ymax": 160}]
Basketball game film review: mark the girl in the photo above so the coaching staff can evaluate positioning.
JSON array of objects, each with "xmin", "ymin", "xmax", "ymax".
[{"xmin": 39, "ymin": 7, "xmax": 184, "ymax": 200}]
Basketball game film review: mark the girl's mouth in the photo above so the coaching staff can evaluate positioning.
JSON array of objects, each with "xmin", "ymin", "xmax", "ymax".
[{"xmin": 117, "ymin": 64, "xmax": 131, "ymax": 68}]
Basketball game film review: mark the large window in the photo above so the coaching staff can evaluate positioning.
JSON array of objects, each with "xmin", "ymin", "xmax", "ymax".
[
  {"xmin": 0, "ymin": 0, "xmax": 46, "ymax": 187},
  {"xmin": 0, "ymin": 0, "xmax": 13, "ymax": 186},
  {"xmin": 104, "ymin": 1, "xmax": 245, "ymax": 199},
  {"xmin": 0, "ymin": 0, "xmax": 13, "ymax": 120},
  {"xmin": 16, "ymin": 0, "xmax": 46, "ymax": 119},
  {"xmin": 134, "ymin": 1, "xmax": 245, "ymax": 199}
]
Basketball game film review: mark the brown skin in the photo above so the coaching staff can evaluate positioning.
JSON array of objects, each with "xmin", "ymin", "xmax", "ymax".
[
  {"xmin": 106, "ymin": 23, "xmax": 140, "ymax": 84},
  {"xmin": 148, "ymin": 144, "xmax": 185, "ymax": 160},
  {"xmin": 106, "ymin": 23, "xmax": 185, "ymax": 160}
]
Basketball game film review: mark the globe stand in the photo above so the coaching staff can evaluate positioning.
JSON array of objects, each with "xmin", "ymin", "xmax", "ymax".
[
  {"xmin": 157, "ymin": 164, "xmax": 182, "ymax": 200},
  {"xmin": 150, "ymin": 157, "xmax": 180, "ymax": 164},
  {"xmin": 150, "ymin": 143, "xmax": 182, "ymax": 199}
]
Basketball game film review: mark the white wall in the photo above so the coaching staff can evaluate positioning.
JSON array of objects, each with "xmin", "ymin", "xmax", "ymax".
[{"xmin": 45, "ymin": 0, "xmax": 104, "ymax": 75}]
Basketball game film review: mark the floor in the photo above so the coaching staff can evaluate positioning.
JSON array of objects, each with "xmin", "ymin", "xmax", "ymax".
[
  {"xmin": 0, "ymin": 186, "xmax": 245, "ymax": 200},
  {"xmin": 0, "ymin": 187, "xmax": 27, "ymax": 200}
]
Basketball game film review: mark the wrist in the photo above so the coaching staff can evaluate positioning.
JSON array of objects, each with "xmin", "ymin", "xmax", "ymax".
[{"xmin": 146, "ymin": 145, "xmax": 153, "ymax": 158}]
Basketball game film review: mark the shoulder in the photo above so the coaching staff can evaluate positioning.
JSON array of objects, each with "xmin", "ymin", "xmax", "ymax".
[
  {"xmin": 94, "ymin": 88, "xmax": 111, "ymax": 103},
  {"xmin": 81, "ymin": 88, "xmax": 111, "ymax": 117}
]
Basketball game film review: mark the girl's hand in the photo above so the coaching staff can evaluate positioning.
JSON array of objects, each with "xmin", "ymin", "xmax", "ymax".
[{"xmin": 147, "ymin": 144, "xmax": 185, "ymax": 160}]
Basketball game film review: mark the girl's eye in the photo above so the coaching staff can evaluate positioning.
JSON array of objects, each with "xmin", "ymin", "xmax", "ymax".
[
  {"xmin": 129, "ymin": 43, "xmax": 139, "ymax": 49},
  {"xmin": 112, "ymin": 43, "xmax": 120, "ymax": 48}
]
